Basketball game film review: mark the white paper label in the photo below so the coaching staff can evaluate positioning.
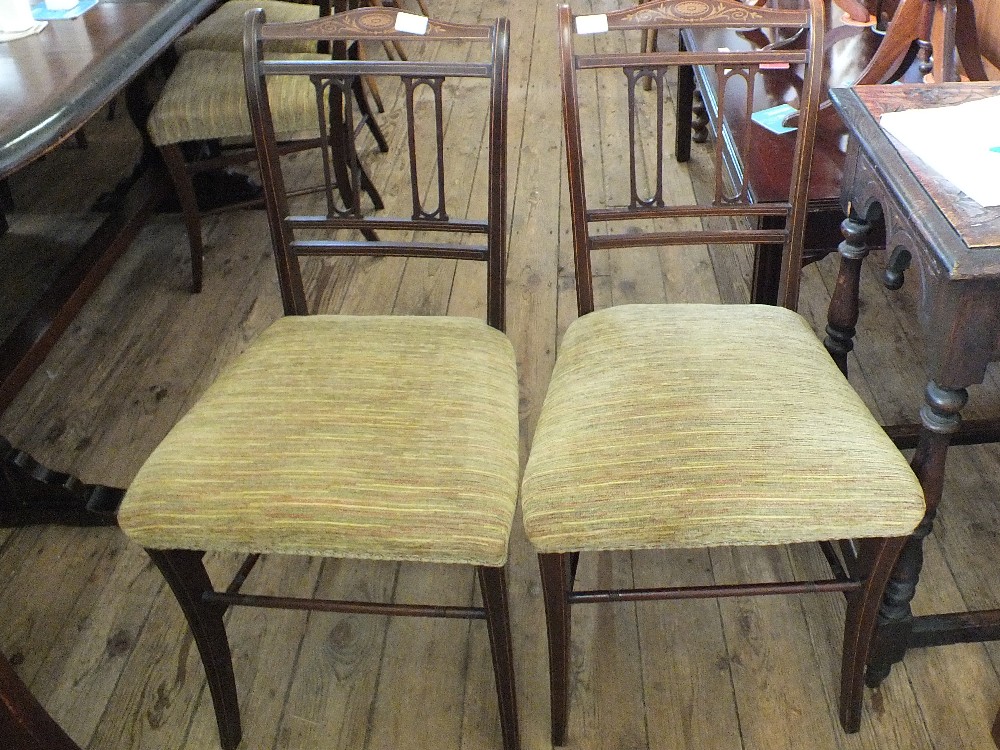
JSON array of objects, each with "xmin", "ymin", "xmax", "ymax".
[
  {"xmin": 575, "ymin": 14, "xmax": 608, "ymax": 35},
  {"xmin": 394, "ymin": 11, "xmax": 428, "ymax": 35}
]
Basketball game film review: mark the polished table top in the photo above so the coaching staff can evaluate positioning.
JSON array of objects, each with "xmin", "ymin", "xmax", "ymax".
[
  {"xmin": 832, "ymin": 82, "xmax": 1000, "ymax": 275},
  {"xmin": 0, "ymin": 0, "xmax": 215, "ymax": 179}
]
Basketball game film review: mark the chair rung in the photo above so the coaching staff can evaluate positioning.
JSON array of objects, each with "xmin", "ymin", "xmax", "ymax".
[
  {"xmin": 291, "ymin": 240, "xmax": 489, "ymax": 260},
  {"xmin": 204, "ymin": 590, "xmax": 487, "ymax": 620},
  {"xmin": 590, "ymin": 229, "xmax": 788, "ymax": 249},
  {"xmin": 569, "ymin": 578, "xmax": 860, "ymax": 604}
]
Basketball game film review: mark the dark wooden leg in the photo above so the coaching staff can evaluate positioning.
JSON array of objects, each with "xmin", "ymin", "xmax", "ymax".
[
  {"xmin": 865, "ymin": 382, "xmax": 966, "ymax": 688},
  {"xmin": 0, "ymin": 652, "xmax": 84, "ymax": 750},
  {"xmin": 691, "ymin": 90, "xmax": 708, "ymax": 144},
  {"xmin": 159, "ymin": 144, "xmax": 205, "ymax": 294},
  {"xmin": 1, "ymin": 179, "xmax": 11, "ymax": 236},
  {"xmin": 352, "ymin": 74, "xmax": 389, "ymax": 156},
  {"xmin": 146, "ymin": 548, "xmax": 242, "ymax": 750},
  {"xmin": 838, "ymin": 535, "xmax": 908, "ymax": 732},
  {"xmin": 824, "ymin": 216, "xmax": 872, "ymax": 376},
  {"xmin": 993, "ymin": 704, "xmax": 1000, "ymax": 748},
  {"xmin": 0, "ymin": 437, "xmax": 123, "ymax": 526},
  {"xmin": 538, "ymin": 553, "xmax": 571, "ymax": 746},
  {"xmin": 478, "ymin": 566, "xmax": 520, "ymax": 750},
  {"xmin": 750, "ymin": 213, "xmax": 787, "ymax": 305},
  {"xmin": 674, "ymin": 40, "xmax": 694, "ymax": 163}
]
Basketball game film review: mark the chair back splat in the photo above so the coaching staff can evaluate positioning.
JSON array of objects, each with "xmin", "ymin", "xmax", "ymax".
[
  {"xmin": 244, "ymin": 6, "xmax": 510, "ymax": 329},
  {"xmin": 521, "ymin": 1, "xmax": 925, "ymax": 745},
  {"xmin": 560, "ymin": 0, "xmax": 823, "ymax": 313},
  {"xmin": 118, "ymin": 9, "xmax": 519, "ymax": 750}
]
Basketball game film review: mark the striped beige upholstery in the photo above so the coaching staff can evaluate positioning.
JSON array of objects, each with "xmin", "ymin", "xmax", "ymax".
[
  {"xmin": 147, "ymin": 50, "xmax": 325, "ymax": 146},
  {"xmin": 175, "ymin": 0, "xmax": 320, "ymax": 55},
  {"xmin": 118, "ymin": 315, "xmax": 520, "ymax": 567},
  {"xmin": 521, "ymin": 304, "xmax": 925, "ymax": 553}
]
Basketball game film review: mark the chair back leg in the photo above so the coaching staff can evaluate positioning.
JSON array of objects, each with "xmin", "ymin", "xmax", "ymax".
[
  {"xmin": 158, "ymin": 144, "xmax": 206, "ymax": 293},
  {"xmin": 478, "ymin": 566, "xmax": 521, "ymax": 750},
  {"xmin": 146, "ymin": 548, "xmax": 242, "ymax": 750},
  {"xmin": 838, "ymin": 535, "xmax": 910, "ymax": 732}
]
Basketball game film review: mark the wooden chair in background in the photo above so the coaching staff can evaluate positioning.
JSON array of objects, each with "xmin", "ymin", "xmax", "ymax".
[
  {"xmin": 118, "ymin": 7, "xmax": 518, "ymax": 750},
  {"xmin": 147, "ymin": 0, "xmax": 387, "ymax": 292},
  {"xmin": 519, "ymin": 0, "xmax": 926, "ymax": 744}
]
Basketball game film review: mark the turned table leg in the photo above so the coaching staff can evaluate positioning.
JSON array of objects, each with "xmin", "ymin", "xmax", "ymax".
[
  {"xmin": 866, "ymin": 382, "xmax": 966, "ymax": 686},
  {"xmin": 824, "ymin": 216, "xmax": 871, "ymax": 376}
]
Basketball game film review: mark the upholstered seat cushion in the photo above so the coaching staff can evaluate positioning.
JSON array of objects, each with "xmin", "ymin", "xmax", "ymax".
[
  {"xmin": 175, "ymin": 0, "xmax": 321, "ymax": 55},
  {"xmin": 521, "ymin": 304, "xmax": 925, "ymax": 553},
  {"xmin": 147, "ymin": 50, "xmax": 325, "ymax": 146},
  {"xmin": 118, "ymin": 315, "xmax": 520, "ymax": 567}
]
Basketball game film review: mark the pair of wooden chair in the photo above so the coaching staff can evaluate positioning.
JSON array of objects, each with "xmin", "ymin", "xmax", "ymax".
[{"xmin": 117, "ymin": 2, "xmax": 925, "ymax": 748}]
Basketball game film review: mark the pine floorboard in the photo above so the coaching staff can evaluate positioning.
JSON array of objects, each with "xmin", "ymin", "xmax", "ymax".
[{"xmin": 2, "ymin": 0, "xmax": 1000, "ymax": 747}]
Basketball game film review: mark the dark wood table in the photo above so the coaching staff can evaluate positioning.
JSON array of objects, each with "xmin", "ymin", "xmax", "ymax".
[
  {"xmin": 676, "ymin": 0, "xmax": 985, "ymax": 304},
  {"xmin": 1, "ymin": 3, "xmax": 216, "ymax": 744},
  {"xmin": 826, "ymin": 81, "xmax": 1000, "ymax": 687},
  {"xmin": 0, "ymin": 0, "xmax": 215, "ymax": 525}
]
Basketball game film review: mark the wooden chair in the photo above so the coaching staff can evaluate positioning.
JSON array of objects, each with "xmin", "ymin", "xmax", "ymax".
[
  {"xmin": 147, "ymin": 0, "xmax": 387, "ymax": 293},
  {"xmin": 519, "ymin": 1, "xmax": 926, "ymax": 744},
  {"xmin": 119, "ymin": 7, "xmax": 517, "ymax": 750}
]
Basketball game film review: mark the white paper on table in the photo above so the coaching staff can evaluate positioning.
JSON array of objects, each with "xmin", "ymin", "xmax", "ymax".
[
  {"xmin": 879, "ymin": 95, "xmax": 1000, "ymax": 207},
  {"xmin": 0, "ymin": 0, "xmax": 36, "ymax": 33}
]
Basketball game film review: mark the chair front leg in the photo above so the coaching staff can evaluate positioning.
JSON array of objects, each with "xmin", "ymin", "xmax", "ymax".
[
  {"xmin": 478, "ymin": 566, "xmax": 520, "ymax": 750},
  {"xmin": 146, "ymin": 548, "xmax": 242, "ymax": 750},
  {"xmin": 538, "ymin": 552, "xmax": 572, "ymax": 746},
  {"xmin": 837, "ymin": 535, "xmax": 909, "ymax": 733}
]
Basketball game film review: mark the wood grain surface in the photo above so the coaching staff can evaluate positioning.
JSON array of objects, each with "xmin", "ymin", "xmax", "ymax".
[{"xmin": 2, "ymin": 1, "xmax": 1000, "ymax": 748}]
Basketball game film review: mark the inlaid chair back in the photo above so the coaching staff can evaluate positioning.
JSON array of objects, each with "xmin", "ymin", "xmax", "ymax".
[
  {"xmin": 118, "ymin": 10, "xmax": 519, "ymax": 750},
  {"xmin": 560, "ymin": 0, "xmax": 823, "ymax": 312},
  {"xmin": 244, "ymin": 6, "xmax": 509, "ymax": 329},
  {"xmin": 519, "ymin": 1, "xmax": 926, "ymax": 745}
]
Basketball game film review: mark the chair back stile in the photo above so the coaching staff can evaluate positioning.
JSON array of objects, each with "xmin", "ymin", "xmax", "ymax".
[
  {"xmin": 243, "ymin": 7, "xmax": 511, "ymax": 329},
  {"xmin": 558, "ymin": 0, "xmax": 824, "ymax": 314}
]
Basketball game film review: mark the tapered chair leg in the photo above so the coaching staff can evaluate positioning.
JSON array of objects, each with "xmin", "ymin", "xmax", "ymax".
[
  {"xmin": 538, "ymin": 553, "xmax": 572, "ymax": 746},
  {"xmin": 478, "ymin": 566, "xmax": 520, "ymax": 750},
  {"xmin": 146, "ymin": 548, "xmax": 242, "ymax": 750},
  {"xmin": 159, "ymin": 144, "xmax": 206, "ymax": 293},
  {"xmin": 838, "ymin": 535, "xmax": 909, "ymax": 733}
]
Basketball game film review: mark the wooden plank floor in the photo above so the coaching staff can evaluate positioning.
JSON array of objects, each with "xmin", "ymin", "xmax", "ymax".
[{"xmin": 3, "ymin": 1, "xmax": 1000, "ymax": 747}]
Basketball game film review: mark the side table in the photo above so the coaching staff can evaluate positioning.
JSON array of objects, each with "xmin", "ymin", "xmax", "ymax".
[{"xmin": 827, "ymin": 82, "xmax": 1000, "ymax": 685}]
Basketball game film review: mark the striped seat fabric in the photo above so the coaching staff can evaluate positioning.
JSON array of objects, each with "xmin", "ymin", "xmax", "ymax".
[
  {"xmin": 521, "ymin": 304, "xmax": 926, "ymax": 553},
  {"xmin": 146, "ymin": 50, "xmax": 326, "ymax": 146},
  {"xmin": 119, "ymin": 315, "xmax": 520, "ymax": 567},
  {"xmin": 175, "ymin": 0, "xmax": 321, "ymax": 55}
]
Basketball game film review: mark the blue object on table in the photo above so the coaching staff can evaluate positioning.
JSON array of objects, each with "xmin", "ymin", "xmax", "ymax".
[
  {"xmin": 751, "ymin": 103, "xmax": 798, "ymax": 135},
  {"xmin": 32, "ymin": 0, "xmax": 98, "ymax": 21}
]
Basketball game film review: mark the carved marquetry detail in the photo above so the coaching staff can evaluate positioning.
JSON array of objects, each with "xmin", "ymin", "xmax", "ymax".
[
  {"xmin": 262, "ymin": 7, "xmax": 492, "ymax": 42},
  {"xmin": 850, "ymin": 152, "xmax": 933, "ymax": 302},
  {"xmin": 610, "ymin": 0, "xmax": 806, "ymax": 28}
]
